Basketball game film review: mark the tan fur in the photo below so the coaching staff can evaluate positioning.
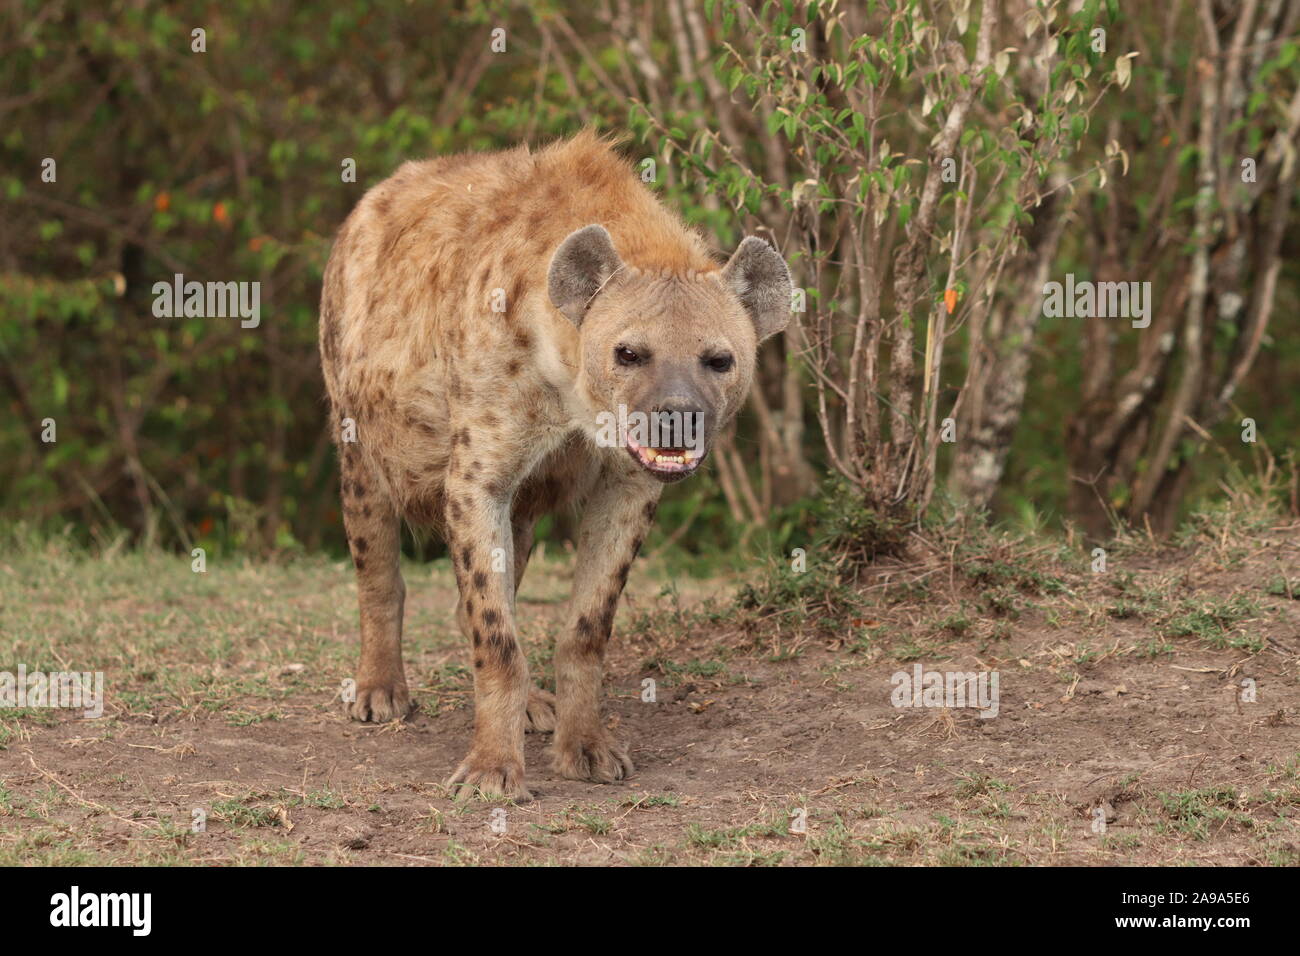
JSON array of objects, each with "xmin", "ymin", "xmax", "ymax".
[{"xmin": 319, "ymin": 131, "xmax": 788, "ymax": 800}]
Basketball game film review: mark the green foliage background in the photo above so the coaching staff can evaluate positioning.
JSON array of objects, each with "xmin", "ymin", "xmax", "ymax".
[{"xmin": 1, "ymin": 0, "xmax": 1296, "ymax": 565}]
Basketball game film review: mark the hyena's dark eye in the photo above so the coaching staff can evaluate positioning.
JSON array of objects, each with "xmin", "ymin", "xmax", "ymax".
[
  {"xmin": 704, "ymin": 353, "xmax": 734, "ymax": 373},
  {"xmin": 614, "ymin": 346, "xmax": 643, "ymax": 367}
]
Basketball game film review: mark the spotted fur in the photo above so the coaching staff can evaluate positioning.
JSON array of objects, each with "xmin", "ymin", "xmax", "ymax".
[{"xmin": 319, "ymin": 131, "xmax": 789, "ymax": 799}]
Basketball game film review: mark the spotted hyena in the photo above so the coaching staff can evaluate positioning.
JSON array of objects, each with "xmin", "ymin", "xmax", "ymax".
[{"xmin": 319, "ymin": 131, "xmax": 790, "ymax": 799}]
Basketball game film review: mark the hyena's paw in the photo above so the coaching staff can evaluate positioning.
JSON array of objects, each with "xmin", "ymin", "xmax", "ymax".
[
  {"xmin": 447, "ymin": 751, "xmax": 532, "ymax": 802},
  {"xmin": 551, "ymin": 731, "xmax": 634, "ymax": 784},
  {"xmin": 525, "ymin": 687, "xmax": 558, "ymax": 733},
  {"xmin": 347, "ymin": 682, "xmax": 413, "ymax": 723}
]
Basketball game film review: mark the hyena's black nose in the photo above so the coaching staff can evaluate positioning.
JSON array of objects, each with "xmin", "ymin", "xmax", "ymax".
[{"xmin": 650, "ymin": 399, "xmax": 706, "ymax": 450}]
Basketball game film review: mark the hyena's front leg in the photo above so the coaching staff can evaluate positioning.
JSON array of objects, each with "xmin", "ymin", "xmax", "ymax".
[
  {"xmin": 444, "ymin": 475, "xmax": 532, "ymax": 800},
  {"xmin": 451, "ymin": 510, "xmax": 555, "ymax": 734},
  {"xmin": 342, "ymin": 466, "xmax": 411, "ymax": 722},
  {"xmin": 551, "ymin": 472, "xmax": 660, "ymax": 783}
]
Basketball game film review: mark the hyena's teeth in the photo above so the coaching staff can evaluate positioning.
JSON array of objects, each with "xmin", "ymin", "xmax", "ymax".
[{"xmin": 647, "ymin": 447, "xmax": 696, "ymax": 465}]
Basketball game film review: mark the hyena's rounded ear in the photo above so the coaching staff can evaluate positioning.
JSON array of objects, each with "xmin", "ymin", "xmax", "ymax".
[
  {"xmin": 723, "ymin": 237, "xmax": 792, "ymax": 344},
  {"xmin": 548, "ymin": 224, "xmax": 623, "ymax": 327}
]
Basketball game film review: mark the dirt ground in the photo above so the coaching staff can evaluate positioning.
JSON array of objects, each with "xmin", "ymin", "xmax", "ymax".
[{"xmin": 1, "ymin": 512, "xmax": 1298, "ymax": 866}]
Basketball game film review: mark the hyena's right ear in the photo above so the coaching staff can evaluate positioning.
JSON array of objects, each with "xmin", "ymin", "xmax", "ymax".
[{"xmin": 548, "ymin": 224, "xmax": 623, "ymax": 327}]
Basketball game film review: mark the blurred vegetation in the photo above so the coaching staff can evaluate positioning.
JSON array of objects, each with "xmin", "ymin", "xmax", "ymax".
[{"xmin": 1, "ymin": 0, "xmax": 1297, "ymax": 572}]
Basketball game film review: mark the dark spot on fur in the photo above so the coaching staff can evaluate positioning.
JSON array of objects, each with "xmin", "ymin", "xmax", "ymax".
[
  {"xmin": 483, "ymin": 608, "xmax": 499, "ymax": 627},
  {"xmin": 487, "ymin": 632, "xmax": 516, "ymax": 663},
  {"xmin": 460, "ymin": 546, "xmax": 472, "ymax": 568},
  {"xmin": 505, "ymin": 359, "xmax": 521, "ymax": 376},
  {"xmin": 643, "ymin": 500, "xmax": 658, "ymax": 522},
  {"xmin": 321, "ymin": 301, "xmax": 339, "ymax": 365},
  {"xmin": 472, "ymin": 628, "xmax": 483, "ymax": 647},
  {"xmin": 575, "ymin": 614, "xmax": 603, "ymax": 654},
  {"xmin": 354, "ymin": 556, "xmax": 366, "ymax": 571},
  {"xmin": 354, "ymin": 537, "xmax": 368, "ymax": 553},
  {"xmin": 473, "ymin": 571, "xmax": 488, "ymax": 591}
]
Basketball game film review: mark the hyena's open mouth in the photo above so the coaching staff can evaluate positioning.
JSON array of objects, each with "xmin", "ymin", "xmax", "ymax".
[{"xmin": 625, "ymin": 436, "xmax": 706, "ymax": 482}]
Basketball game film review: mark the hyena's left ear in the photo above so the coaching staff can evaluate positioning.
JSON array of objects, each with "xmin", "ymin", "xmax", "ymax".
[
  {"xmin": 723, "ymin": 237, "xmax": 792, "ymax": 343},
  {"xmin": 548, "ymin": 224, "xmax": 624, "ymax": 327}
]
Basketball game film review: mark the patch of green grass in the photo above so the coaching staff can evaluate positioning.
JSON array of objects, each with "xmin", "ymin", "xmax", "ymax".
[
  {"xmin": 686, "ymin": 818, "xmax": 784, "ymax": 851},
  {"xmin": 440, "ymin": 839, "xmax": 481, "ymax": 866},
  {"xmin": 622, "ymin": 793, "xmax": 681, "ymax": 809},
  {"xmin": 887, "ymin": 640, "xmax": 928, "ymax": 662},
  {"xmin": 1106, "ymin": 599, "xmax": 1147, "ymax": 620},
  {"xmin": 295, "ymin": 789, "xmax": 347, "ymax": 810},
  {"xmin": 958, "ymin": 544, "xmax": 1067, "ymax": 595},
  {"xmin": 936, "ymin": 609, "xmax": 975, "ymax": 636},
  {"xmin": 1134, "ymin": 638, "xmax": 1175, "ymax": 658},
  {"xmin": 234, "ymin": 838, "xmax": 305, "ymax": 865},
  {"xmin": 932, "ymin": 816, "xmax": 1022, "ymax": 865},
  {"xmin": 1265, "ymin": 576, "xmax": 1298, "ymax": 599},
  {"xmin": 805, "ymin": 816, "xmax": 879, "ymax": 865},
  {"xmin": 956, "ymin": 773, "xmax": 1012, "ymax": 799},
  {"xmin": 1156, "ymin": 787, "xmax": 1248, "ymax": 841},
  {"xmin": 1100, "ymin": 832, "xmax": 1142, "ymax": 851},
  {"xmin": 571, "ymin": 812, "xmax": 613, "ymax": 835},
  {"xmin": 211, "ymin": 799, "xmax": 284, "ymax": 829},
  {"xmin": 1161, "ymin": 595, "xmax": 1260, "ymax": 649},
  {"xmin": 981, "ymin": 587, "xmax": 1023, "ymax": 618},
  {"xmin": 0, "ymin": 831, "xmax": 102, "ymax": 865}
]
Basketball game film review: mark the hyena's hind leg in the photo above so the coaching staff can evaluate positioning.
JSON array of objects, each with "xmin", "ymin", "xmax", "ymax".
[
  {"xmin": 511, "ymin": 514, "xmax": 557, "ymax": 733},
  {"xmin": 341, "ymin": 456, "xmax": 412, "ymax": 722},
  {"xmin": 451, "ymin": 511, "xmax": 556, "ymax": 733}
]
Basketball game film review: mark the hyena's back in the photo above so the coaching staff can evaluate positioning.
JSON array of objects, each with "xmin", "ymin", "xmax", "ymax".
[{"xmin": 317, "ymin": 131, "xmax": 715, "ymax": 518}]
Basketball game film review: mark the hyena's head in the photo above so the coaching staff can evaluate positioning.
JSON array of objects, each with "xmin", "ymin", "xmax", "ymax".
[{"xmin": 548, "ymin": 225, "xmax": 791, "ymax": 482}]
